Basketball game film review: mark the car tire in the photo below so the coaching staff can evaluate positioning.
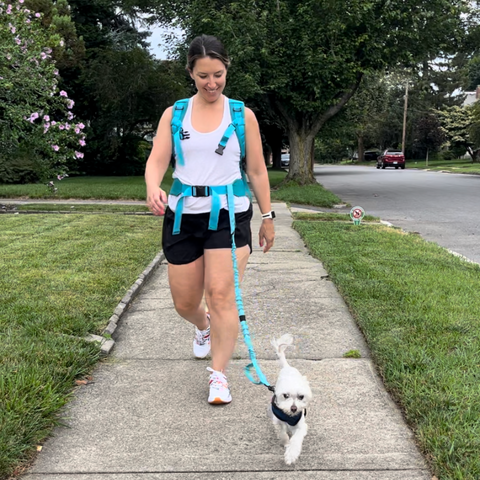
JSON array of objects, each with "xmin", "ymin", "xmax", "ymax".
[
  {"xmin": 376, "ymin": 164, "xmax": 380, "ymax": 169},
  {"xmin": 401, "ymin": 165, "xmax": 405, "ymax": 169},
  {"xmin": 395, "ymin": 166, "xmax": 398, "ymax": 169},
  {"xmin": 381, "ymin": 164, "xmax": 386, "ymax": 169}
]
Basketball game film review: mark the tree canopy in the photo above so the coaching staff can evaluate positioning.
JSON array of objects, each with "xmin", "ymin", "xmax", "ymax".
[{"xmin": 149, "ymin": 0, "xmax": 470, "ymax": 183}]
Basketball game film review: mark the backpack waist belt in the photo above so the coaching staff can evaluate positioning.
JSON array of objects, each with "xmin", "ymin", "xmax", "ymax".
[{"xmin": 170, "ymin": 178, "xmax": 247, "ymax": 235}]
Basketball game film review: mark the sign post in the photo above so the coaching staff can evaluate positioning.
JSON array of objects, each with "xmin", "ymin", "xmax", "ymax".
[{"xmin": 350, "ymin": 206, "xmax": 365, "ymax": 226}]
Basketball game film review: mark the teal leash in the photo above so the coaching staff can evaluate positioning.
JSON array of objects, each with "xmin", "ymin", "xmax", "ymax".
[{"xmin": 226, "ymin": 188, "xmax": 274, "ymax": 392}]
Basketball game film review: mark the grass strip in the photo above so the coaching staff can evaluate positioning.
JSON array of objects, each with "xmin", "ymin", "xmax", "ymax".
[
  {"xmin": 292, "ymin": 212, "xmax": 379, "ymax": 222},
  {"xmin": 9, "ymin": 204, "xmax": 150, "ymax": 213},
  {"xmin": 0, "ymin": 214, "xmax": 162, "ymax": 478},
  {"xmin": 271, "ymin": 180, "xmax": 342, "ymax": 208},
  {"xmin": 294, "ymin": 220, "xmax": 480, "ymax": 479}
]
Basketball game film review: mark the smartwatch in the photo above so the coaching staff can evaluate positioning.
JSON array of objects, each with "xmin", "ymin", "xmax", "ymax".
[{"xmin": 261, "ymin": 211, "xmax": 276, "ymax": 220}]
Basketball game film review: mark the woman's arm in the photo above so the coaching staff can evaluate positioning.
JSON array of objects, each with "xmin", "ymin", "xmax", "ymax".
[
  {"xmin": 244, "ymin": 107, "xmax": 275, "ymax": 253},
  {"xmin": 144, "ymin": 106, "xmax": 173, "ymax": 215}
]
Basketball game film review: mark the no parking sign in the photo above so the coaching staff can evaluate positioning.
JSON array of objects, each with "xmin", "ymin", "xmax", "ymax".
[{"xmin": 350, "ymin": 206, "xmax": 365, "ymax": 226}]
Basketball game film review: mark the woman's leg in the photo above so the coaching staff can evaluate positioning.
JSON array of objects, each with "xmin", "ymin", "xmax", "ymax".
[
  {"xmin": 168, "ymin": 256, "xmax": 209, "ymax": 330},
  {"xmin": 204, "ymin": 245, "xmax": 250, "ymax": 372}
]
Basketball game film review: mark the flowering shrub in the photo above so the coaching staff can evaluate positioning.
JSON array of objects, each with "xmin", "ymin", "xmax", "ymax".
[{"xmin": 0, "ymin": 0, "xmax": 86, "ymax": 186}]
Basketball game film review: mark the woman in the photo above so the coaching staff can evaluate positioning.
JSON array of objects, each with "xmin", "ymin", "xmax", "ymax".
[{"xmin": 145, "ymin": 34, "xmax": 275, "ymax": 405}]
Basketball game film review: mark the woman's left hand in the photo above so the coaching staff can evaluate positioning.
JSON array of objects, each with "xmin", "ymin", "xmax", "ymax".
[{"xmin": 259, "ymin": 219, "xmax": 275, "ymax": 253}]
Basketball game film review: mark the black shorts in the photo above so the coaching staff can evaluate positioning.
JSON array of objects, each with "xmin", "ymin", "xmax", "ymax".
[{"xmin": 162, "ymin": 204, "xmax": 253, "ymax": 265}]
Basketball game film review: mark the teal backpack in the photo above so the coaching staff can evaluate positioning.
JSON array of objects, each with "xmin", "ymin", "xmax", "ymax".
[{"xmin": 169, "ymin": 97, "xmax": 251, "ymax": 235}]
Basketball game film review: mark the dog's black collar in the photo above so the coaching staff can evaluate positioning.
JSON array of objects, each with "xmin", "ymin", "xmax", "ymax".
[{"xmin": 271, "ymin": 396, "xmax": 305, "ymax": 427}]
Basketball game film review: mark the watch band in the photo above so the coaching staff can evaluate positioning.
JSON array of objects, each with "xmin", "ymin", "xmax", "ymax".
[{"xmin": 261, "ymin": 211, "xmax": 276, "ymax": 219}]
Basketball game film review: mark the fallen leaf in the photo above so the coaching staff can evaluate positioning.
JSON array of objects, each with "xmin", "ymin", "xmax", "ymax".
[
  {"xmin": 36, "ymin": 446, "xmax": 43, "ymax": 452},
  {"xmin": 75, "ymin": 379, "xmax": 88, "ymax": 386}
]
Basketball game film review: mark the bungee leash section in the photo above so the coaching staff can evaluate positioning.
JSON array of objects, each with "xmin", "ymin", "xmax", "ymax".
[{"xmin": 226, "ymin": 190, "xmax": 274, "ymax": 393}]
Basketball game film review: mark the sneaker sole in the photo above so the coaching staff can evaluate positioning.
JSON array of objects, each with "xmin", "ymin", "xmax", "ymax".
[
  {"xmin": 193, "ymin": 341, "xmax": 211, "ymax": 359},
  {"xmin": 209, "ymin": 397, "xmax": 232, "ymax": 405}
]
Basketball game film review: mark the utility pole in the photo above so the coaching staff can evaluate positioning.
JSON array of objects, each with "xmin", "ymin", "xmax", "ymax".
[{"xmin": 402, "ymin": 80, "xmax": 409, "ymax": 155}]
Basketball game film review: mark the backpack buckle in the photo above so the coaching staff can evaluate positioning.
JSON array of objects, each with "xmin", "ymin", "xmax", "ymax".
[{"xmin": 192, "ymin": 186, "xmax": 210, "ymax": 197}]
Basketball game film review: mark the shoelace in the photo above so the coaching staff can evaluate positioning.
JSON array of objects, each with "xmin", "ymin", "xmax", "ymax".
[
  {"xmin": 195, "ymin": 326, "xmax": 210, "ymax": 346},
  {"xmin": 207, "ymin": 367, "xmax": 228, "ymax": 389}
]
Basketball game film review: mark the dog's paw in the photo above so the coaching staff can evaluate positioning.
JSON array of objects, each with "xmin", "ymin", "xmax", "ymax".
[{"xmin": 284, "ymin": 444, "xmax": 301, "ymax": 465}]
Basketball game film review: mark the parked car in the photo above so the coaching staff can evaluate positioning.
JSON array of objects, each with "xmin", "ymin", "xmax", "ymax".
[
  {"xmin": 364, "ymin": 150, "xmax": 381, "ymax": 161},
  {"xmin": 281, "ymin": 153, "xmax": 290, "ymax": 167},
  {"xmin": 376, "ymin": 149, "xmax": 405, "ymax": 169}
]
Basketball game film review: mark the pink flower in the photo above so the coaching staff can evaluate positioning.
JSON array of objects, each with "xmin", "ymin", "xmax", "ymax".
[
  {"xmin": 67, "ymin": 99, "xmax": 74, "ymax": 109},
  {"xmin": 59, "ymin": 40, "xmax": 64, "ymax": 47},
  {"xmin": 51, "ymin": 121, "xmax": 56, "ymax": 126},
  {"xmin": 77, "ymin": 123, "xmax": 85, "ymax": 129},
  {"xmin": 79, "ymin": 139, "xmax": 86, "ymax": 146},
  {"xmin": 75, "ymin": 151, "xmax": 84, "ymax": 159},
  {"xmin": 35, "ymin": 12, "xmax": 40, "ymax": 17},
  {"xmin": 59, "ymin": 90, "xmax": 68, "ymax": 97},
  {"xmin": 58, "ymin": 124, "xmax": 65, "ymax": 130},
  {"xmin": 43, "ymin": 115, "xmax": 50, "ymax": 122},
  {"xmin": 40, "ymin": 52, "xmax": 47, "ymax": 59},
  {"xmin": 6, "ymin": 5, "xmax": 11, "ymax": 13},
  {"xmin": 52, "ymin": 145, "xmax": 59, "ymax": 151},
  {"xmin": 67, "ymin": 112, "xmax": 74, "ymax": 120},
  {"xmin": 10, "ymin": 26, "xmax": 16, "ymax": 33},
  {"xmin": 65, "ymin": 123, "xmax": 70, "ymax": 130},
  {"xmin": 26, "ymin": 19, "xmax": 30, "ymax": 23},
  {"xmin": 44, "ymin": 123, "xmax": 50, "ymax": 133},
  {"xmin": 75, "ymin": 127, "xmax": 80, "ymax": 134},
  {"xmin": 53, "ymin": 69, "xmax": 59, "ymax": 75}
]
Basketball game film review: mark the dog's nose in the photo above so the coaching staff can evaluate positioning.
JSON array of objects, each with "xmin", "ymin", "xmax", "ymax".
[{"xmin": 291, "ymin": 405, "xmax": 298, "ymax": 413}]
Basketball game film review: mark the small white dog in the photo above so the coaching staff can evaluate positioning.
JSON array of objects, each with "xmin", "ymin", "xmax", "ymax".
[{"xmin": 268, "ymin": 334, "xmax": 312, "ymax": 465}]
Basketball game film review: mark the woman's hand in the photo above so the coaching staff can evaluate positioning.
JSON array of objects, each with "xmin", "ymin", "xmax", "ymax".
[
  {"xmin": 259, "ymin": 219, "xmax": 275, "ymax": 253},
  {"xmin": 147, "ymin": 187, "xmax": 168, "ymax": 216}
]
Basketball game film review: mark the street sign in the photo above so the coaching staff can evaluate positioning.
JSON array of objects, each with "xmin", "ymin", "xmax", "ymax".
[{"xmin": 350, "ymin": 206, "xmax": 365, "ymax": 226}]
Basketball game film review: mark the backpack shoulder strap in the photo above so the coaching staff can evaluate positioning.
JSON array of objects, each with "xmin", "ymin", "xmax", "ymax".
[
  {"xmin": 171, "ymin": 99, "xmax": 190, "ymax": 168},
  {"xmin": 229, "ymin": 99, "xmax": 246, "ymax": 161}
]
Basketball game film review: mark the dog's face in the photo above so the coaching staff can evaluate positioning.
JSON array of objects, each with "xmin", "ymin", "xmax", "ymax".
[{"xmin": 274, "ymin": 370, "xmax": 312, "ymax": 416}]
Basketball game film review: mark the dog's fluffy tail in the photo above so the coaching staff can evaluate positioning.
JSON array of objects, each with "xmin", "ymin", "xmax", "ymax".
[{"xmin": 271, "ymin": 334, "xmax": 293, "ymax": 368}]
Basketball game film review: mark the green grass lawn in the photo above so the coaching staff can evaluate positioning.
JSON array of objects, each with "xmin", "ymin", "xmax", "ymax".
[
  {"xmin": 11, "ymin": 204, "xmax": 150, "ymax": 213},
  {"xmin": 294, "ymin": 220, "xmax": 480, "ymax": 479},
  {"xmin": 0, "ymin": 214, "xmax": 162, "ymax": 478},
  {"xmin": 0, "ymin": 169, "xmax": 341, "ymax": 208},
  {"xmin": 407, "ymin": 159, "xmax": 480, "ymax": 174}
]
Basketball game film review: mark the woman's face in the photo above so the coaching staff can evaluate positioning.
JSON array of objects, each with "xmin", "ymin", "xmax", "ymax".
[{"xmin": 190, "ymin": 56, "xmax": 227, "ymax": 103}]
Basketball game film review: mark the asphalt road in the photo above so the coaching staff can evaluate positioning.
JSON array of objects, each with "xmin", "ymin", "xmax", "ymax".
[{"xmin": 314, "ymin": 164, "xmax": 480, "ymax": 264}]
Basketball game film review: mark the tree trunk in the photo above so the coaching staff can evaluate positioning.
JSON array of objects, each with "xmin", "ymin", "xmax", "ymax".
[
  {"xmin": 285, "ymin": 126, "xmax": 316, "ymax": 184},
  {"xmin": 262, "ymin": 123, "xmax": 284, "ymax": 169},
  {"xmin": 357, "ymin": 135, "xmax": 365, "ymax": 162}
]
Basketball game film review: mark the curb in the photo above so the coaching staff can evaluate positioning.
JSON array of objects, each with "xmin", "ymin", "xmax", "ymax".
[{"xmin": 85, "ymin": 251, "xmax": 165, "ymax": 355}]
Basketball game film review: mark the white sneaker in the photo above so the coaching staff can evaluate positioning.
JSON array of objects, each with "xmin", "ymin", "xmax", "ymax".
[
  {"xmin": 193, "ymin": 316, "xmax": 210, "ymax": 358},
  {"xmin": 207, "ymin": 367, "xmax": 232, "ymax": 404}
]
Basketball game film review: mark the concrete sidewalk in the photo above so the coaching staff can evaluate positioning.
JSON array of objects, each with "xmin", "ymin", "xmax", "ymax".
[{"xmin": 24, "ymin": 203, "xmax": 431, "ymax": 479}]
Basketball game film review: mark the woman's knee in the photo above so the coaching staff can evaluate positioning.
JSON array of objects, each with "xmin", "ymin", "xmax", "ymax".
[{"xmin": 205, "ymin": 285, "xmax": 235, "ymax": 311}]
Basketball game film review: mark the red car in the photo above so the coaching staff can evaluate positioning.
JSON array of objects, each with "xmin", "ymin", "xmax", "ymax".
[{"xmin": 376, "ymin": 149, "xmax": 405, "ymax": 169}]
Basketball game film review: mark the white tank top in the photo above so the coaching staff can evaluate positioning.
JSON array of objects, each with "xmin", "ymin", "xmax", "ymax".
[{"xmin": 168, "ymin": 95, "xmax": 251, "ymax": 214}]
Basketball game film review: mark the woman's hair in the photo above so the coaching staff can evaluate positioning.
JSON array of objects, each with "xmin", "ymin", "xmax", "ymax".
[{"xmin": 187, "ymin": 35, "xmax": 231, "ymax": 71}]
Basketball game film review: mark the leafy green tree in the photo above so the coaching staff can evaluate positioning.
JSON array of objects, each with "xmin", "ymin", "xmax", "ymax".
[
  {"xmin": 412, "ymin": 112, "xmax": 445, "ymax": 160},
  {"xmin": 437, "ymin": 105, "xmax": 476, "ymax": 160},
  {"xmin": 82, "ymin": 49, "xmax": 188, "ymax": 174},
  {"xmin": 149, "ymin": 0, "xmax": 469, "ymax": 184},
  {"xmin": 0, "ymin": 0, "xmax": 86, "ymax": 183}
]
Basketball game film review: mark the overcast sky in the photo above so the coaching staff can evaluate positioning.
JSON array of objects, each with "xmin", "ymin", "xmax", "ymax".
[{"xmin": 143, "ymin": 25, "xmax": 183, "ymax": 60}]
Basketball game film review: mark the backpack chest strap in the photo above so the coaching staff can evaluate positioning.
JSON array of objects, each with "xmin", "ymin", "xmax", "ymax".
[{"xmin": 170, "ymin": 178, "xmax": 247, "ymax": 235}]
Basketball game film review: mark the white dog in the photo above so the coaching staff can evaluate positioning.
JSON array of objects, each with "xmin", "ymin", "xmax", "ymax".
[{"xmin": 268, "ymin": 334, "xmax": 312, "ymax": 465}]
